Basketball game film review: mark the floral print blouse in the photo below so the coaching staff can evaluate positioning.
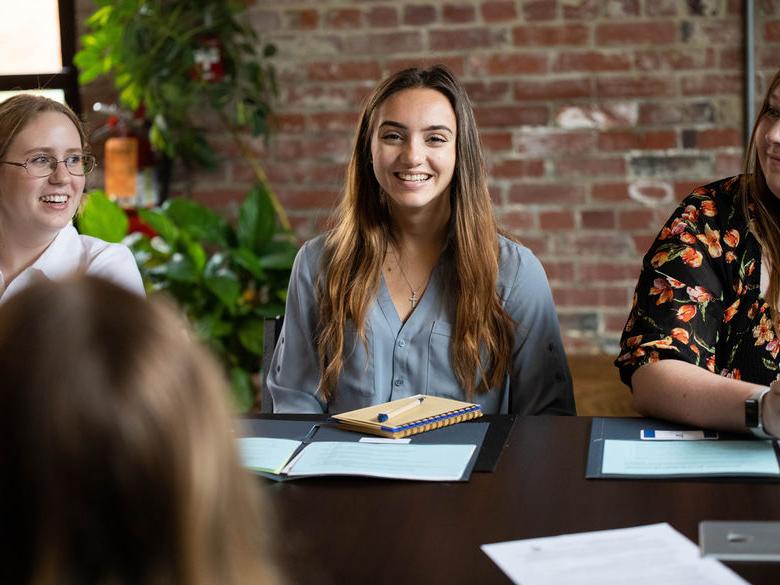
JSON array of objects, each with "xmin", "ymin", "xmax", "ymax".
[{"xmin": 616, "ymin": 175, "xmax": 780, "ymax": 388}]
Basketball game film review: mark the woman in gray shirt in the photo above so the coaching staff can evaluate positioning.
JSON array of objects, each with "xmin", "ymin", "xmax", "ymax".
[{"xmin": 266, "ymin": 65, "xmax": 574, "ymax": 416}]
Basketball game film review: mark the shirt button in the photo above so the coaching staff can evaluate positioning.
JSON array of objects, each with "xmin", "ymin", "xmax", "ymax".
[
  {"xmin": 394, "ymin": 379, "xmax": 403, "ymax": 387},
  {"xmin": 398, "ymin": 339, "xmax": 406, "ymax": 348}
]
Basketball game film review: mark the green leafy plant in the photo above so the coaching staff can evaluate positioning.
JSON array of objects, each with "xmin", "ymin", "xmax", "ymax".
[
  {"xmin": 75, "ymin": 0, "xmax": 291, "ymax": 230},
  {"xmin": 78, "ymin": 188, "xmax": 298, "ymax": 412}
]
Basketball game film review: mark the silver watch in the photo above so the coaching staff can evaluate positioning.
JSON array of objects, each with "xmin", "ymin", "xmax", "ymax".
[{"xmin": 745, "ymin": 387, "xmax": 774, "ymax": 439}]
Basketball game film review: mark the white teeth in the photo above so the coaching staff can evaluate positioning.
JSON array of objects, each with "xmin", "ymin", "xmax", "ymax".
[
  {"xmin": 396, "ymin": 172, "xmax": 431, "ymax": 182},
  {"xmin": 40, "ymin": 194, "xmax": 69, "ymax": 203}
]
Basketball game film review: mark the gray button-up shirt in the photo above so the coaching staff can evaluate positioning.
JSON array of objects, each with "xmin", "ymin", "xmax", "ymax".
[{"xmin": 267, "ymin": 234, "xmax": 574, "ymax": 415}]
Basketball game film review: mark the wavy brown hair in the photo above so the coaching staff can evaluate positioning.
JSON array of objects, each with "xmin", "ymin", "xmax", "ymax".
[
  {"xmin": 317, "ymin": 65, "xmax": 515, "ymax": 402},
  {"xmin": 0, "ymin": 277, "xmax": 282, "ymax": 585},
  {"xmin": 740, "ymin": 69, "xmax": 780, "ymax": 322}
]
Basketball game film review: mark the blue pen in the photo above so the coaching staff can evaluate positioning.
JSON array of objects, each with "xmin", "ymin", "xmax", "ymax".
[{"xmin": 377, "ymin": 396, "xmax": 425, "ymax": 422}]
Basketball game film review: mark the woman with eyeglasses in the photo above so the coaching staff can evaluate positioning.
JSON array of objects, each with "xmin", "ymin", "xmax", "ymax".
[{"xmin": 0, "ymin": 94, "xmax": 143, "ymax": 301}]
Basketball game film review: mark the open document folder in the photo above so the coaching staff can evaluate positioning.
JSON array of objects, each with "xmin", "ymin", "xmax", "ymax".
[
  {"xmin": 586, "ymin": 418, "xmax": 780, "ymax": 479},
  {"xmin": 236, "ymin": 419, "xmax": 488, "ymax": 482}
]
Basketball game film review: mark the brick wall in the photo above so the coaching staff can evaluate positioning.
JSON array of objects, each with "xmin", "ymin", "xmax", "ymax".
[{"xmin": 76, "ymin": 0, "xmax": 780, "ymax": 355}]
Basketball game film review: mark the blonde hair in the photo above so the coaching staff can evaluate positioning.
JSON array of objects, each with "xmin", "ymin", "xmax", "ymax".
[
  {"xmin": 317, "ymin": 65, "xmax": 515, "ymax": 401},
  {"xmin": 0, "ymin": 276, "xmax": 281, "ymax": 585},
  {"xmin": 740, "ymin": 69, "xmax": 780, "ymax": 322},
  {"xmin": 0, "ymin": 94, "xmax": 88, "ymax": 159}
]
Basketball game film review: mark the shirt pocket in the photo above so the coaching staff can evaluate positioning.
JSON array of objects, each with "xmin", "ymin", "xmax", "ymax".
[{"xmin": 425, "ymin": 320, "xmax": 463, "ymax": 399}]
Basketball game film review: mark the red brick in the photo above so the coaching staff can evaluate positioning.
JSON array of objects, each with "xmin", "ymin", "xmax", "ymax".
[
  {"xmin": 430, "ymin": 27, "xmax": 502, "ymax": 51},
  {"xmin": 596, "ymin": 76, "xmax": 675, "ymax": 98},
  {"xmin": 590, "ymin": 182, "xmax": 631, "ymax": 202},
  {"xmin": 631, "ymin": 233, "xmax": 657, "ymax": 255},
  {"xmin": 638, "ymin": 102, "xmax": 716, "ymax": 126},
  {"xmin": 581, "ymin": 210, "xmax": 616, "ymax": 229},
  {"xmin": 512, "ymin": 24, "xmax": 589, "ymax": 46},
  {"xmin": 191, "ymin": 189, "xmax": 247, "ymax": 209},
  {"xmin": 605, "ymin": 311, "xmax": 632, "ymax": 334},
  {"xmin": 683, "ymin": 20, "xmax": 741, "ymax": 45},
  {"xmin": 463, "ymin": 81, "xmax": 511, "ymax": 103},
  {"xmin": 308, "ymin": 163, "xmax": 346, "ymax": 184},
  {"xmin": 343, "ymin": 32, "xmax": 423, "ymax": 54},
  {"xmin": 605, "ymin": 0, "xmax": 640, "ymax": 17},
  {"xmin": 307, "ymin": 111, "xmax": 359, "ymax": 132},
  {"xmin": 515, "ymin": 130, "xmax": 597, "ymax": 156},
  {"xmin": 597, "ymin": 21, "xmax": 677, "ymax": 45},
  {"xmin": 367, "ymin": 6, "xmax": 398, "ymax": 28},
  {"xmin": 563, "ymin": 0, "xmax": 600, "ymax": 19},
  {"xmin": 674, "ymin": 180, "xmax": 707, "ymax": 199},
  {"xmin": 491, "ymin": 159, "xmax": 545, "ymax": 178},
  {"xmin": 480, "ymin": 131, "xmax": 513, "ymax": 150},
  {"xmin": 758, "ymin": 47, "xmax": 780, "ymax": 70},
  {"xmin": 578, "ymin": 262, "xmax": 641, "ymax": 283},
  {"xmin": 680, "ymin": 73, "xmax": 743, "ymax": 95},
  {"xmin": 523, "ymin": 0, "xmax": 557, "ymax": 21},
  {"xmin": 498, "ymin": 210, "xmax": 535, "ymax": 231},
  {"xmin": 508, "ymin": 183, "xmax": 585, "ymax": 205},
  {"xmin": 475, "ymin": 105, "xmax": 549, "ymax": 127},
  {"xmin": 443, "ymin": 3, "xmax": 475, "ymax": 23},
  {"xmin": 634, "ymin": 48, "xmax": 717, "ymax": 71},
  {"xmin": 598, "ymin": 130, "xmax": 677, "ymax": 150},
  {"xmin": 385, "ymin": 56, "xmax": 465, "ymax": 77},
  {"xmin": 325, "ymin": 8, "xmax": 361, "ymax": 29},
  {"xmin": 540, "ymin": 210, "xmax": 576, "ymax": 230},
  {"xmin": 482, "ymin": 1, "xmax": 517, "ymax": 22},
  {"xmin": 403, "ymin": 4, "xmax": 437, "ymax": 26},
  {"xmin": 718, "ymin": 47, "xmax": 742, "ymax": 70},
  {"xmin": 284, "ymin": 85, "xmax": 355, "ymax": 109},
  {"xmin": 272, "ymin": 113, "xmax": 306, "ymax": 133},
  {"xmin": 542, "ymin": 261, "xmax": 576, "ymax": 282},
  {"xmin": 284, "ymin": 9, "xmax": 319, "ymax": 30},
  {"xmin": 259, "ymin": 162, "xmax": 308, "ymax": 186},
  {"xmin": 715, "ymin": 152, "xmax": 744, "ymax": 176},
  {"xmin": 515, "ymin": 235, "xmax": 548, "ymax": 256},
  {"xmin": 618, "ymin": 209, "xmax": 665, "ymax": 231},
  {"xmin": 553, "ymin": 286, "xmax": 630, "ymax": 308},
  {"xmin": 279, "ymin": 188, "xmax": 340, "ymax": 210},
  {"xmin": 249, "ymin": 10, "xmax": 282, "ymax": 33},
  {"xmin": 307, "ymin": 61, "xmax": 381, "ymax": 82},
  {"xmin": 481, "ymin": 53, "xmax": 549, "ymax": 75},
  {"xmin": 515, "ymin": 78, "xmax": 593, "ymax": 100},
  {"xmin": 690, "ymin": 128, "xmax": 743, "ymax": 149},
  {"xmin": 554, "ymin": 50, "xmax": 632, "ymax": 72},
  {"xmin": 767, "ymin": 20, "xmax": 780, "ymax": 42},
  {"xmin": 555, "ymin": 157, "xmax": 626, "ymax": 177}
]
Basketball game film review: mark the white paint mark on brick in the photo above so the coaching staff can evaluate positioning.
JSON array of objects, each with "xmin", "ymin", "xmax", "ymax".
[
  {"xmin": 556, "ymin": 103, "xmax": 638, "ymax": 129},
  {"xmin": 628, "ymin": 179, "xmax": 674, "ymax": 207}
]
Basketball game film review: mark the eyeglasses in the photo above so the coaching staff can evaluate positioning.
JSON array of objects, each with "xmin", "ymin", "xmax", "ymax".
[{"xmin": 0, "ymin": 154, "xmax": 97, "ymax": 177}]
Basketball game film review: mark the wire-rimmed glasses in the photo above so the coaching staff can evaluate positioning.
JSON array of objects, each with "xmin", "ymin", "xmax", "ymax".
[{"xmin": 0, "ymin": 154, "xmax": 97, "ymax": 177}]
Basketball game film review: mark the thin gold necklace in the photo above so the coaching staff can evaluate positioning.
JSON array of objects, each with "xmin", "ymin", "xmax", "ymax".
[{"xmin": 391, "ymin": 248, "xmax": 425, "ymax": 309}]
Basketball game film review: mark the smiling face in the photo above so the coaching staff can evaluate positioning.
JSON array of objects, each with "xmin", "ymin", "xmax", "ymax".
[
  {"xmin": 0, "ymin": 111, "xmax": 85, "ymax": 243},
  {"xmin": 756, "ymin": 84, "xmax": 780, "ymax": 199},
  {"xmin": 370, "ymin": 88, "xmax": 457, "ymax": 215}
]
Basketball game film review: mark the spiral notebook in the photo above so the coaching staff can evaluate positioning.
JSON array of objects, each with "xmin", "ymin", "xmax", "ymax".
[{"xmin": 332, "ymin": 394, "xmax": 483, "ymax": 439}]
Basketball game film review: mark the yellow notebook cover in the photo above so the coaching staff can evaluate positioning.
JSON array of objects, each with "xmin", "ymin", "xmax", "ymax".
[{"xmin": 332, "ymin": 394, "xmax": 483, "ymax": 439}]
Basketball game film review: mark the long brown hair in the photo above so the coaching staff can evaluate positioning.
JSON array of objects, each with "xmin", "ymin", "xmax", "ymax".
[
  {"xmin": 740, "ymin": 69, "xmax": 780, "ymax": 320},
  {"xmin": 317, "ymin": 65, "xmax": 515, "ymax": 401},
  {"xmin": 0, "ymin": 277, "xmax": 281, "ymax": 585}
]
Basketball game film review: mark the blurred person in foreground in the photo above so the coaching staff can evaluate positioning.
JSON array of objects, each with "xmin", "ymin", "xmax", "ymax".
[{"xmin": 0, "ymin": 276, "xmax": 282, "ymax": 585}]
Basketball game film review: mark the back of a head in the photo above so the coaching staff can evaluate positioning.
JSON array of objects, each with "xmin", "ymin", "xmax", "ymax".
[{"xmin": 0, "ymin": 276, "xmax": 280, "ymax": 585}]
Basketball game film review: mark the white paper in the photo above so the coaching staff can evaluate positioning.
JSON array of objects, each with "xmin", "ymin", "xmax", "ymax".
[
  {"xmin": 602, "ymin": 439, "xmax": 780, "ymax": 476},
  {"xmin": 237, "ymin": 437, "xmax": 302, "ymax": 474},
  {"xmin": 285, "ymin": 441, "xmax": 476, "ymax": 481},
  {"xmin": 481, "ymin": 523, "xmax": 749, "ymax": 585}
]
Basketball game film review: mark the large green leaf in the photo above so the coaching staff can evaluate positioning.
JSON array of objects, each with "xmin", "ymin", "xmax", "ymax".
[
  {"xmin": 237, "ymin": 182, "xmax": 275, "ymax": 255},
  {"xmin": 162, "ymin": 198, "xmax": 228, "ymax": 245},
  {"xmin": 238, "ymin": 317, "xmax": 264, "ymax": 355},
  {"xmin": 77, "ymin": 190, "xmax": 129, "ymax": 243},
  {"xmin": 138, "ymin": 208, "xmax": 179, "ymax": 244},
  {"xmin": 205, "ymin": 274, "xmax": 241, "ymax": 309},
  {"xmin": 229, "ymin": 367, "xmax": 255, "ymax": 413}
]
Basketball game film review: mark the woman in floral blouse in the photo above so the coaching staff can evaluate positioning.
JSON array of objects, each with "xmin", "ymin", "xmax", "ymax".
[{"xmin": 616, "ymin": 69, "xmax": 780, "ymax": 437}]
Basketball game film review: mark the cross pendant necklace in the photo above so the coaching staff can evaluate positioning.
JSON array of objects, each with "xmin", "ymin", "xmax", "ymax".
[{"xmin": 391, "ymin": 248, "xmax": 423, "ymax": 310}]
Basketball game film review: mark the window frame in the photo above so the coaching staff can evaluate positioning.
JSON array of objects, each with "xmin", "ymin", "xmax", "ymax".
[{"xmin": 0, "ymin": 0, "xmax": 80, "ymax": 113}]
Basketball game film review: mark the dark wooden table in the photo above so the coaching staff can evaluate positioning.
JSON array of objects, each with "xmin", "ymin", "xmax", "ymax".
[{"xmin": 256, "ymin": 416, "xmax": 779, "ymax": 585}]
